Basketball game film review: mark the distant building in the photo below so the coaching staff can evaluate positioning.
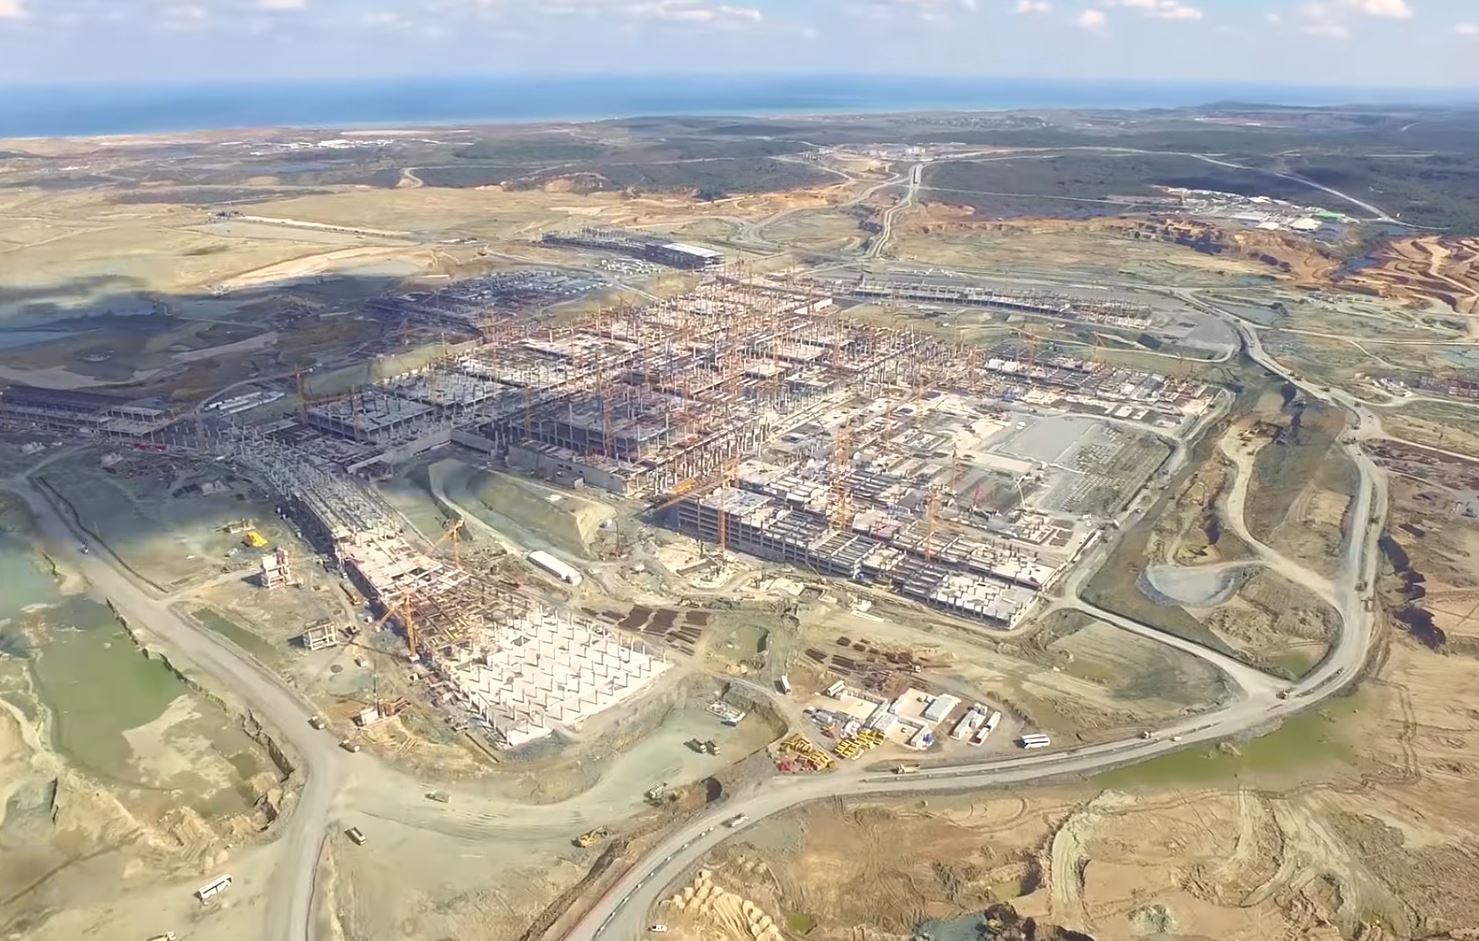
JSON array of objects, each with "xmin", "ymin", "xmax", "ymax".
[
  {"xmin": 646, "ymin": 242, "xmax": 725, "ymax": 270},
  {"xmin": 0, "ymin": 385, "xmax": 178, "ymax": 437}
]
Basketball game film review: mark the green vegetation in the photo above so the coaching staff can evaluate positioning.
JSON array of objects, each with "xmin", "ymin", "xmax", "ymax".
[
  {"xmin": 422, "ymin": 134, "xmax": 821, "ymax": 195},
  {"xmin": 411, "ymin": 164, "xmax": 526, "ymax": 188},
  {"xmin": 1282, "ymin": 153, "xmax": 1479, "ymax": 231},
  {"xmin": 532, "ymin": 156, "xmax": 834, "ymax": 196},
  {"xmin": 191, "ymin": 607, "xmax": 282, "ymax": 666},
  {"xmin": 786, "ymin": 913, "xmax": 819, "ymax": 935},
  {"xmin": 1244, "ymin": 398, "xmax": 1347, "ymax": 543},
  {"xmin": 1273, "ymin": 648, "xmax": 1324, "ymax": 678},
  {"xmin": 453, "ymin": 138, "xmax": 611, "ymax": 163},
  {"xmin": 924, "ymin": 153, "xmax": 1352, "ymax": 219},
  {"xmin": 1093, "ymin": 693, "xmax": 1361, "ymax": 789}
]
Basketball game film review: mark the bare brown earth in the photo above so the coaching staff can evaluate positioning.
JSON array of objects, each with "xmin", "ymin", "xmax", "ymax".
[
  {"xmin": 667, "ymin": 620, "xmax": 1479, "ymax": 941},
  {"xmin": 1115, "ymin": 216, "xmax": 1345, "ymax": 287},
  {"xmin": 895, "ymin": 205, "xmax": 1340, "ymax": 286},
  {"xmin": 1145, "ymin": 451, "xmax": 1253, "ymax": 566},
  {"xmin": 1341, "ymin": 236, "xmax": 1479, "ymax": 321}
]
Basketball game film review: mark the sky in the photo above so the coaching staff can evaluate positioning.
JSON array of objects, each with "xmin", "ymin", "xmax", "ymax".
[{"xmin": 0, "ymin": 0, "xmax": 1476, "ymax": 89}]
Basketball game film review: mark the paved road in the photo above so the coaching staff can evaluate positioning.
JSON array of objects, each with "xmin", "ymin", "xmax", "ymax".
[
  {"xmin": 7, "ymin": 475, "xmax": 345, "ymax": 941},
  {"xmin": 867, "ymin": 162, "xmax": 923, "ymax": 260},
  {"xmin": 572, "ymin": 302, "xmax": 1389, "ymax": 941}
]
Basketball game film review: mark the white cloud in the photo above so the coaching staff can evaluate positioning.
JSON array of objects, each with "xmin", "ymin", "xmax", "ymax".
[
  {"xmin": 1074, "ymin": 7, "xmax": 1106, "ymax": 29},
  {"xmin": 1101, "ymin": 0, "xmax": 1202, "ymax": 21},
  {"xmin": 1457, "ymin": 22, "xmax": 1479, "ymax": 36},
  {"xmin": 1303, "ymin": 20, "xmax": 1351, "ymax": 37},
  {"xmin": 0, "ymin": 0, "xmax": 27, "ymax": 20},
  {"xmin": 158, "ymin": 3, "xmax": 208, "ymax": 31},
  {"xmin": 1015, "ymin": 0, "xmax": 1051, "ymax": 14},
  {"xmin": 623, "ymin": 0, "xmax": 763, "ymax": 24},
  {"xmin": 540, "ymin": 0, "xmax": 762, "ymax": 25},
  {"xmin": 258, "ymin": 0, "xmax": 307, "ymax": 10},
  {"xmin": 853, "ymin": 0, "xmax": 979, "ymax": 22},
  {"xmin": 1280, "ymin": 0, "xmax": 1412, "ymax": 40},
  {"xmin": 1346, "ymin": 0, "xmax": 1411, "ymax": 18},
  {"xmin": 361, "ymin": 10, "xmax": 406, "ymax": 26}
]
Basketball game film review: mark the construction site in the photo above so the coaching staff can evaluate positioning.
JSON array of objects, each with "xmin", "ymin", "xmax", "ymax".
[
  {"xmin": 1, "ymin": 272, "xmax": 1215, "ymax": 643},
  {"xmin": 316, "ymin": 275, "xmax": 1205, "ymax": 625}
]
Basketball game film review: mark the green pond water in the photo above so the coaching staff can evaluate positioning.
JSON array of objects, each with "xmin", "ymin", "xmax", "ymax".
[
  {"xmin": 191, "ymin": 607, "xmax": 281, "ymax": 665},
  {"xmin": 0, "ymin": 501, "xmax": 266, "ymax": 806}
]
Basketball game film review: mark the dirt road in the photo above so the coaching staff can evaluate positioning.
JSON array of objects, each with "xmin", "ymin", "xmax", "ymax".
[
  {"xmin": 6, "ymin": 475, "xmax": 346, "ymax": 941},
  {"xmin": 577, "ymin": 297, "xmax": 1389, "ymax": 941}
]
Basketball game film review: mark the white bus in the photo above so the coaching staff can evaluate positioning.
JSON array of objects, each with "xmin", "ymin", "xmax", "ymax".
[
  {"xmin": 1018, "ymin": 733, "xmax": 1051, "ymax": 750},
  {"xmin": 196, "ymin": 874, "xmax": 233, "ymax": 903}
]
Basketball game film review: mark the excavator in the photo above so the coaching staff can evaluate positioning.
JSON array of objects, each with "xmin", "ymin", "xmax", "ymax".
[{"xmin": 574, "ymin": 826, "xmax": 609, "ymax": 848}]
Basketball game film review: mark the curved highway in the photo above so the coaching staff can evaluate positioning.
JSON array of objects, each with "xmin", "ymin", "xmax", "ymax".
[{"xmin": 571, "ymin": 303, "xmax": 1389, "ymax": 941}]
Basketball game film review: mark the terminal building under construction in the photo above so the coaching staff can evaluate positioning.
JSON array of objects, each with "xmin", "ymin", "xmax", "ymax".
[
  {"xmin": 2, "ymin": 270, "xmax": 1216, "ymax": 649},
  {"xmin": 260, "ymin": 274, "xmax": 1212, "ymax": 629}
]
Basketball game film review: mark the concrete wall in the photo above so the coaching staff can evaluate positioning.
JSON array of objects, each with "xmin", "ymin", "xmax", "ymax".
[{"xmin": 507, "ymin": 443, "xmax": 632, "ymax": 496}]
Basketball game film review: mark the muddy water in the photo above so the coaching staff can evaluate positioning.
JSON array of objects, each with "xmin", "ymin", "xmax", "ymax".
[
  {"xmin": 0, "ymin": 496, "xmax": 267, "ymax": 811},
  {"xmin": 31, "ymin": 600, "xmax": 187, "ymax": 782},
  {"xmin": 0, "ymin": 526, "xmax": 63, "ymax": 625},
  {"xmin": 916, "ymin": 913, "xmax": 987, "ymax": 941}
]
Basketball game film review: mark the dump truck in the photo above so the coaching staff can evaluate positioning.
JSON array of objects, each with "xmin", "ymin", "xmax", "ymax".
[
  {"xmin": 346, "ymin": 827, "xmax": 367, "ymax": 846},
  {"xmin": 339, "ymin": 740, "xmax": 362, "ymax": 753},
  {"xmin": 575, "ymin": 826, "xmax": 609, "ymax": 848},
  {"xmin": 308, "ymin": 715, "xmax": 326, "ymax": 730},
  {"xmin": 894, "ymin": 764, "xmax": 920, "ymax": 775}
]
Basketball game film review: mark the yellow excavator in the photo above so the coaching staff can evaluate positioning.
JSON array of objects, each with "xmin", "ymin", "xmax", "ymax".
[{"xmin": 574, "ymin": 826, "xmax": 609, "ymax": 848}]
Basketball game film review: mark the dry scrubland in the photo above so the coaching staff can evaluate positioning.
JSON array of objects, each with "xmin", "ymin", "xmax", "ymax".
[{"xmin": 3, "ymin": 112, "xmax": 1479, "ymax": 941}]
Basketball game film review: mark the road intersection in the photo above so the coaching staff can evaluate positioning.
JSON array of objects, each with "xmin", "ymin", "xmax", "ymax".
[{"xmin": 6, "ymin": 284, "xmax": 1390, "ymax": 941}]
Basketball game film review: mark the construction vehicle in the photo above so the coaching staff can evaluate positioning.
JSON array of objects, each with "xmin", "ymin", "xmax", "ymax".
[
  {"xmin": 308, "ymin": 715, "xmax": 326, "ymax": 730},
  {"xmin": 341, "ymin": 584, "xmax": 363, "ymax": 606},
  {"xmin": 685, "ymin": 738, "xmax": 719, "ymax": 756},
  {"xmin": 574, "ymin": 826, "xmax": 609, "ymax": 849},
  {"xmin": 645, "ymin": 783, "xmax": 669, "ymax": 803},
  {"xmin": 894, "ymin": 764, "xmax": 920, "ymax": 775},
  {"xmin": 425, "ymin": 791, "xmax": 451, "ymax": 804},
  {"xmin": 243, "ymin": 530, "xmax": 269, "ymax": 549},
  {"xmin": 147, "ymin": 934, "xmax": 177, "ymax": 941},
  {"xmin": 726, "ymin": 814, "xmax": 749, "ymax": 828},
  {"xmin": 776, "ymin": 732, "xmax": 836, "ymax": 773},
  {"xmin": 339, "ymin": 740, "xmax": 361, "ymax": 753},
  {"xmin": 346, "ymin": 827, "xmax": 367, "ymax": 846}
]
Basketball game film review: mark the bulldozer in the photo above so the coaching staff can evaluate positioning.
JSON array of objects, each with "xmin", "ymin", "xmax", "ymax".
[{"xmin": 574, "ymin": 826, "xmax": 609, "ymax": 849}]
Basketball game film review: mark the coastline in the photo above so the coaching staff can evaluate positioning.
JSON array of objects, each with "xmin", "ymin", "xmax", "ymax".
[{"xmin": 3, "ymin": 74, "xmax": 1477, "ymax": 140}]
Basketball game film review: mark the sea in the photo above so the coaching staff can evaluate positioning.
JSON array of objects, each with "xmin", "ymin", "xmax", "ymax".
[{"xmin": 1, "ymin": 74, "xmax": 1474, "ymax": 139}]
